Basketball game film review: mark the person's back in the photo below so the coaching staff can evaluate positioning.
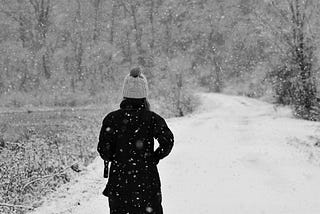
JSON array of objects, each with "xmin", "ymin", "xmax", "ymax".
[{"xmin": 97, "ymin": 68, "xmax": 174, "ymax": 214}]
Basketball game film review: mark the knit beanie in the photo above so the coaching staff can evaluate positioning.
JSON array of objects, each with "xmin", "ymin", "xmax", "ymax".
[{"xmin": 122, "ymin": 67, "xmax": 148, "ymax": 99}]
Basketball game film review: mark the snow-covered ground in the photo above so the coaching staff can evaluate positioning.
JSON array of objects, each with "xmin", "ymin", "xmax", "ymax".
[{"xmin": 30, "ymin": 93, "xmax": 320, "ymax": 214}]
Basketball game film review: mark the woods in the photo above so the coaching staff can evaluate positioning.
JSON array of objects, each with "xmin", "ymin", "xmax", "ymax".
[
  {"xmin": 0, "ymin": 0, "xmax": 319, "ymax": 118},
  {"xmin": 257, "ymin": 0, "xmax": 320, "ymax": 119}
]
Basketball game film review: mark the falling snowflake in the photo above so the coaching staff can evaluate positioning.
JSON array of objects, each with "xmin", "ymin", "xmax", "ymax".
[
  {"xmin": 136, "ymin": 140, "xmax": 144, "ymax": 149},
  {"xmin": 146, "ymin": 206, "xmax": 153, "ymax": 213}
]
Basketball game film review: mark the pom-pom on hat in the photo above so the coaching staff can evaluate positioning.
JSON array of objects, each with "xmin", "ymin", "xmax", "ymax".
[{"xmin": 122, "ymin": 67, "xmax": 148, "ymax": 99}]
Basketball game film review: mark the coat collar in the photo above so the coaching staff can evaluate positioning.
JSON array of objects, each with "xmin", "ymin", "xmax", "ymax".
[{"xmin": 120, "ymin": 98, "xmax": 147, "ymax": 111}]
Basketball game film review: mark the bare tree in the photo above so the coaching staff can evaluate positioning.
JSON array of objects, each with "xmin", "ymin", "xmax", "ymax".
[
  {"xmin": 109, "ymin": 0, "xmax": 117, "ymax": 45},
  {"xmin": 148, "ymin": 0, "xmax": 155, "ymax": 50},
  {"xmin": 119, "ymin": 0, "xmax": 132, "ymax": 64},
  {"xmin": 0, "ymin": 0, "xmax": 53, "ymax": 86},
  {"xmin": 257, "ymin": 0, "xmax": 319, "ymax": 119},
  {"xmin": 91, "ymin": 0, "xmax": 103, "ymax": 42},
  {"xmin": 69, "ymin": 0, "xmax": 85, "ymax": 91},
  {"xmin": 28, "ymin": 0, "xmax": 52, "ymax": 79}
]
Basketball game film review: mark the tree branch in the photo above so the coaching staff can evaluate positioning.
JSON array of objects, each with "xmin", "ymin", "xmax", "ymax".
[
  {"xmin": 0, "ymin": 9, "xmax": 20, "ymax": 23},
  {"xmin": 270, "ymin": 0, "xmax": 291, "ymax": 24},
  {"xmin": 252, "ymin": 10, "xmax": 293, "ymax": 52},
  {"xmin": 22, "ymin": 162, "xmax": 78, "ymax": 190},
  {"xmin": 0, "ymin": 203, "xmax": 34, "ymax": 210},
  {"xmin": 29, "ymin": 0, "xmax": 39, "ymax": 13},
  {"xmin": 119, "ymin": 0, "xmax": 131, "ymax": 15}
]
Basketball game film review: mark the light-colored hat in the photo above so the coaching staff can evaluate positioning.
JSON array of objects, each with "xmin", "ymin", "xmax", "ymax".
[{"xmin": 122, "ymin": 68, "xmax": 148, "ymax": 98}]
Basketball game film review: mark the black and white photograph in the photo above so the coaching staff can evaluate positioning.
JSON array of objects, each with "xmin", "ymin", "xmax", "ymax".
[{"xmin": 1, "ymin": 0, "xmax": 320, "ymax": 213}]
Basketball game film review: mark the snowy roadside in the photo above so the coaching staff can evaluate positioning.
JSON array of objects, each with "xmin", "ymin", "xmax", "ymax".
[{"xmin": 29, "ymin": 93, "xmax": 320, "ymax": 214}]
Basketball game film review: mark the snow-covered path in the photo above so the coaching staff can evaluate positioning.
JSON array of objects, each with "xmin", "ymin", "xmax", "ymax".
[{"xmin": 31, "ymin": 93, "xmax": 320, "ymax": 214}]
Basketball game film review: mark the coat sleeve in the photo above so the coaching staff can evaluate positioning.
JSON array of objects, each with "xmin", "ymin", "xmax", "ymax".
[
  {"xmin": 97, "ymin": 114, "xmax": 116, "ymax": 161},
  {"xmin": 152, "ymin": 113, "xmax": 174, "ymax": 162}
]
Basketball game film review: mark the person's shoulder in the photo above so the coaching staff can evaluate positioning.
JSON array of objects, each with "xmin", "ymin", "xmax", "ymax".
[
  {"xmin": 149, "ymin": 111, "xmax": 166, "ymax": 122},
  {"xmin": 102, "ymin": 109, "xmax": 122, "ymax": 123}
]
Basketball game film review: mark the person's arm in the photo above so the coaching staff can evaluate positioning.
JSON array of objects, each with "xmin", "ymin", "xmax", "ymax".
[
  {"xmin": 152, "ymin": 113, "xmax": 174, "ymax": 163},
  {"xmin": 97, "ymin": 114, "xmax": 116, "ymax": 161}
]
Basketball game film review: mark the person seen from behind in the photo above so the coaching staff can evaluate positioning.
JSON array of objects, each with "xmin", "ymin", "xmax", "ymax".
[{"xmin": 97, "ymin": 67, "xmax": 174, "ymax": 214}]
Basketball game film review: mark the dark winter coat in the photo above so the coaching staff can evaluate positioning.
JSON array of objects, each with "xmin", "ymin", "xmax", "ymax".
[{"xmin": 97, "ymin": 98, "xmax": 174, "ymax": 214}]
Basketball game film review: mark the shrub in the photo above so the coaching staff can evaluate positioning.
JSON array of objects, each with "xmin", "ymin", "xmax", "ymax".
[{"xmin": 0, "ymin": 107, "xmax": 106, "ymax": 214}]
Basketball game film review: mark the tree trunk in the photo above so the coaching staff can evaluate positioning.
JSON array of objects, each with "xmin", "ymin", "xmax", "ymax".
[
  {"xmin": 92, "ymin": 0, "xmax": 102, "ymax": 42},
  {"xmin": 149, "ymin": 0, "xmax": 155, "ymax": 50},
  {"xmin": 110, "ymin": 0, "xmax": 117, "ymax": 45},
  {"xmin": 74, "ymin": 0, "xmax": 84, "ymax": 83},
  {"xmin": 212, "ymin": 59, "xmax": 222, "ymax": 93},
  {"xmin": 176, "ymin": 73, "xmax": 184, "ymax": 117},
  {"xmin": 207, "ymin": 29, "xmax": 221, "ymax": 93},
  {"xmin": 120, "ymin": 2, "xmax": 132, "ymax": 63},
  {"xmin": 30, "ymin": 0, "xmax": 51, "ymax": 79},
  {"xmin": 131, "ymin": 4, "xmax": 143, "ymax": 56}
]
